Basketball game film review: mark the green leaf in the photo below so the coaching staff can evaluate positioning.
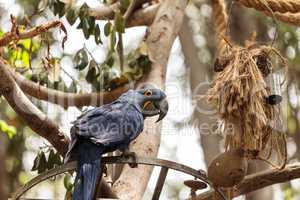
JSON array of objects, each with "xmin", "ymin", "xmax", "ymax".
[
  {"xmin": 106, "ymin": 54, "xmax": 114, "ymax": 67},
  {"xmin": 47, "ymin": 149, "xmax": 56, "ymax": 170},
  {"xmin": 31, "ymin": 152, "xmax": 47, "ymax": 173},
  {"xmin": 31, "ymin": 153, "xmax": 40, "ymax": 171},
  {"xmin": 53, "ymin": 81, "xmax": 59, "ymax": 90},
  {"xmin": 0, "ymin": 120, "xmax": 17, "ymax": 139},
  {"xmin": 28, "ymin": 74, "xmax": 38, "ymax": 82},
  {"xmin": 0, "ymin": 120, "xmax": 8, "ymax": 133},
  {"xmin": 110, "ymin": 29, "xmax": 116, "ymax": 49},
  {"xmin": 64, "ymin": 174, "xmax": 74, "ymax": 191},
  {"xmin": 68, "ymin": 81, "xmax": 77, "ymax": 93},
  {"xmin": 138, "ymin": 55, "xmax": 152, "ymax": 74},
  {"xmin": 120, "ymin": 0, "xmax": 130, "ymax": 13},
  {"xmin": 94, "ymin": 24, "xmax": 102, "ymax": 44},
  {"xmin": 104, "ymin": 22, "xmax": 112, "ymax": 37},
  {"xmin": 114, "ymin": 12, "xmax": 125, "ymax": 33},
  {"xmin": 86, "ymin": 60, "xmax": 98, "ymax": 83},
  {"xmin": 37, "ymin": 152, "xmax": 47, "ymax": 174},
  {"xmin": 88, "ymin": 17, "xmax": 96, "ymax": 33},
  {"xmin": 53, "ymin": 0, "xmax": 65, "ymax": 17},
  {"xmin": 20, "ymin": 39, "xmax": 31, "ymax": 50},
  {"xmin": 6, "ymin": 126, "xmax": 17, "ymax": 139},
  {"xmin": 81, "ymin": 19, "xmax": 90, "ymax": 39},
  {"xmin": 53, "ymin": 151, "xmax": 62, "ymax": 166},
  {"xmin": 66, "ymin": 9, "xmax": 77, "ymax": 25},
  {"xmin": 74, "ymin": 48, "xmax": 89, "ymax": 70},
  {"xmin": 77, "ymin": 20, "xmax": 83, "ymax": 29},
  {"xmin": 99, "ymin": 68, "xmax": 111, "ymax": 91},
  {"xmin": 79, "ymin": 3, "xmax": 89, "ymax": 19}
]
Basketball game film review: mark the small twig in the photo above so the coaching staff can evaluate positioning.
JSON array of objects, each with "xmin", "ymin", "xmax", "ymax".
[
  {"xmin": 28, "ymin": 38, "xmax": 33, "ymax": 71},
  {"xmin": 117, "ymin": 32, "xmax": 124, "ymax": 71},
  {"xmin": 124, "ymin": 0, "xmax": 138, "ymax": 22},
  {"xmin": 83, "ymin": 45, "xmax": 101, "ymax": 68},
  {"xmin": 0, "ymin": 18, "xmax": 67, "ymax": 48},
  {"xmin": 117, "ymin": 0, "xmax": 137, "ymax": 72},
  {"xmin": 61, "ymin": 67, "xmax": 79, "ymax": 85}
]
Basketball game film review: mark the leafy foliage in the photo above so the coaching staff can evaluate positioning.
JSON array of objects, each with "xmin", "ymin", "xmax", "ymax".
[
  {"xmin": 74, "ymin": 48, "xmax": 89, "ymax": 71},
  {"xmin": 72, "ymin": 41, "xmax": 151, "ymax": 92},
  {"xmin": 2, "ymin": 0, "xmax": 152, "ymax": 94},
  {"xmin": 31, "ymin": 149, "xmax": 62, "ymax": 174},
  {"xmin": 50, "ymin": 1, "xmax": 102, "ymax": 44},
  {"xmin": 0, "ymin": 29, "xmax": 40, "ymax": 69},
  {"xmin": 0, "ymin": 120, "xmax": 17, "ymax": 139}
]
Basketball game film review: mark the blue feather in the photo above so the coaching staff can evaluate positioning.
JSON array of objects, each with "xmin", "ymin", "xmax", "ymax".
[
  {"xmin": 72, "ymin": 139, "xmax": 103, "ymax": 200},
  {"xmin": 66, "ymin": 89, "xmax": 162, "ymax": 200}
]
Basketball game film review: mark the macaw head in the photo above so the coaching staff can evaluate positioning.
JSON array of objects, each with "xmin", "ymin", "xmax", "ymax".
[{"xmin": 119, "ymin": 87, "xmax": 169, "ymax": 122}]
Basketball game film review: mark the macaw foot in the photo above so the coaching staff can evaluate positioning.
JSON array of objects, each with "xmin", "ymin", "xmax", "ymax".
[
  {"xmin": 102, "ymin": 165, "xmax": 108, "ymax": 177},
  {"xmin": 121, "ymin": 150, "xmax": 138, "ymax": 168}
]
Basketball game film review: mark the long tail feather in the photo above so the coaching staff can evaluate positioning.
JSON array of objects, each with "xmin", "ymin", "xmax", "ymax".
[{"xmin": 72, "ymin": 140, "xmax": 103, "ymax": 200}]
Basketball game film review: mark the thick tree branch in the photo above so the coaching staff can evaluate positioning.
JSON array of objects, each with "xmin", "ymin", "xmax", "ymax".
[
  {"xmin": 193, "ymin": 162, "xmax": 300, "ymax": 200},
  {"xmin": 89, "ymin": 0, "xmax": 157, "ymax": 27},
  {"xmin": 90, "ymin": 0, "xmax": 149, "ymax": 19},
  {"xmin": 111, "ymin": 0, "xmax": 188, "ymax": 199},
  {"xmin": 0, "ymin": 60, "xmax": 69, "ymax": 155},
  {"xmin": 9, "ymin": 67, "xmax": 131, "ymax": 108},
  {"xmin": 0, "ymin": 61, "xmax": 117, "ymax": 198},
  {"xmin": 127, "ymin": 4, "xmax": 158, "ymax": 27},
  {"xmin": 0, "ymin": 135, "xmax": 7, "ymax": 200}
]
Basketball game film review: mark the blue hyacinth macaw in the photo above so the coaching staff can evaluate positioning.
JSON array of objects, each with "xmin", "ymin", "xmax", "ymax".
[{"xmin": 64, "ymin": 88, "xmax": 168, "ymax": 200}]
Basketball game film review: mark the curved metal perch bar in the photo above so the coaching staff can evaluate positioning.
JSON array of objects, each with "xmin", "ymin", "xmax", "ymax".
[{"xmin": 12, "ymin": 156, "xmax": 227, "ymax": 200}]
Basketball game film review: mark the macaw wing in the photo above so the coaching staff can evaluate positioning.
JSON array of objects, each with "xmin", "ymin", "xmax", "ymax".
[
  {"xmin": 65, "ymin": 102, "xmax": 144, "ymax": 163},
  {"xmin": 72, "ymin": 103, "xmax": 127, "ymax": 144},
  {"xmin": 73, "ymin": 102, "xmax": 144, "ymax": 143}
]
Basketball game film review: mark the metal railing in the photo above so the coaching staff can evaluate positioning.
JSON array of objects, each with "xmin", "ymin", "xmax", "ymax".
[{"xmin": 12, "ymin": 156, "xmax": 227, "ymax": 200}]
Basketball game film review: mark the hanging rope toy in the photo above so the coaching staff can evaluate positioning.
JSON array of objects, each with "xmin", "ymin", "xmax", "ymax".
[{"xmin": 207, "ymin": 36, "xmax": 288, "ymax": 173}]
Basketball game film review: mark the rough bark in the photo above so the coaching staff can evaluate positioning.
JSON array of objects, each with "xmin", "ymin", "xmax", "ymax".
[
  {"xmin": 89, "ymin": 0, "xmax": 156, "ymax": 27},
  {"xmin": 10, "ymin": 68, "xmax": 130, "ymax": 108},
  {"xmin": 0, "ymin": 134, "xmax": 7, "ymax": 200},
  {"xmin": 179, "ymin": 15, "xmax": 221, "ymax": 165},
  {"xmin": 0, "ymin": 60, "xmax": 69, "ymax": 155},
  {"xmin": 127, "ymin": 4, "xmax": 159, "ymax": 27},
  {"xmin": 245, "ymin": 162, "xmax": 273, "ymax": 200},
  {"xmin": 111, "ymin": 0, "xmax": 188, "ymax": 199},
  {"xmin": 0, "ymin": 20, "xmax": 66, "ymax": 47}
]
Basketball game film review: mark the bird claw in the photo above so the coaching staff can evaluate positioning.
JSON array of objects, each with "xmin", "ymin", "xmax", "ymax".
[
  {"xmin": 121, "ymin": 151, "xmax": 138, "ymax": 168},
  {"xmin": 102, "ymin": 165, "xmax": 108, "ymax": 177}
]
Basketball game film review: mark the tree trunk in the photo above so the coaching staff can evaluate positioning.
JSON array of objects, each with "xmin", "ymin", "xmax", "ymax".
[
  {"xmin": 0, "ymin": 134, "xmax": 7, "ymax": 200},
  {"xmin": 179, "ymin": 15, "xmax": 222, "ymax": 165},
  {"xmin": 111, "ymin": 0, "xmax": 188, "ymax": 199},
  {"xmin": 245, "ymin": 162, "xmax": 274, "ymax": 200}
]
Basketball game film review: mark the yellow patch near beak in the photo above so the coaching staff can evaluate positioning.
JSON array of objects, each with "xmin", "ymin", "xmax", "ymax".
[{"xmin": 143, "ymin": 101, "xmax": 155, "ymax": 110}]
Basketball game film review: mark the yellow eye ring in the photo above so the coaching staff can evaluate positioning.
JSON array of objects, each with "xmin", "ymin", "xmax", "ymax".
[{"xmin": 144, "ymin": 90, "xmax": 152, "ymax": 96}]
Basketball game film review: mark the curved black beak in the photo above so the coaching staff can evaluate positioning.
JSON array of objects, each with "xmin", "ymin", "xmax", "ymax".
[{"xmin": 154, "ymin": 98, "xmax": 168, "ymax": 122}]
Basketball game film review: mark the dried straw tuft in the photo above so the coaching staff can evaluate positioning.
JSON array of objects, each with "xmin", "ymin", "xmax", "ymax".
[{"xmin": 207, "ymin": 42, "xmax": 287, "ymax": 168}]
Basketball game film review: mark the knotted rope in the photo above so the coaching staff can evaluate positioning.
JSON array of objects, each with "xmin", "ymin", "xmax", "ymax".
[
  {"xmin": 211, "ymin": 0, "xmax": 229, "ymax": 54},
  {"xmin": 237, "ymin": 0, "xmax": 300, "ymax": 27},
  {"xmin": 236, "ymin": 0, "xmax": 300, "ymax": 14}
]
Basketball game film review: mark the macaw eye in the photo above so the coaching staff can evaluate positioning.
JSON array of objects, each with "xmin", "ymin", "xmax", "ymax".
[{"xmin": 144, "ymin": 90, "xmax": 152, "ymax": 96}]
